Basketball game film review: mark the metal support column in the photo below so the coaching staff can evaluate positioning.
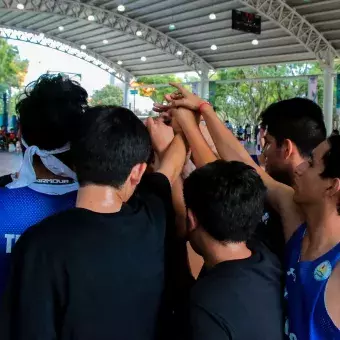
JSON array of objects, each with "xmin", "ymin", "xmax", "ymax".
[
  {"xmin": 323, "ymin": 61, "xmax": 335, "ymax": 136},
  {"xmin": 199, "ymin": 71, "xmax": 209, "ymax": 100},
  {"xmin": 123, "ymin": 81, "xmax": 130, "ymax": 108}
]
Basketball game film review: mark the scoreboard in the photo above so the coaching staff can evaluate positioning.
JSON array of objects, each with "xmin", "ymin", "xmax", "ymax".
[{"xmin": 232, "ymin": 9, "xmax": 261, "ymax": 35}]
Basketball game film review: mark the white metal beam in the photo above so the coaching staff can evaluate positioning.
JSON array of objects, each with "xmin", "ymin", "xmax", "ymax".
[
  {"xmin": 239, "ymin": 0, "xmax": 340, "ymax": 67},
  {"xmin": 0, "ymin": 26, "xmax": 133, "ymax": 82},
  {"xmin": 0, "ymin": 0, "xmax": 214, "ymax": 74}
]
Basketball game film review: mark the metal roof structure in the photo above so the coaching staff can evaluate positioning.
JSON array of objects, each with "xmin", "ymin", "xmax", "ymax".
[{"xmin": 0, "ymin": 0, "xmax": 340, "ymax": 81}]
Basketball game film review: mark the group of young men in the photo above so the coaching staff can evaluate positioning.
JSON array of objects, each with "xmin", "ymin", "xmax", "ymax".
[{"xmin": 0, "ymin": 74, "xmax": 339, "ymax": 340}]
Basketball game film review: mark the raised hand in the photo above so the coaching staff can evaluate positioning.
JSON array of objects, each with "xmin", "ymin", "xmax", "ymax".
[
  {"xmin": 145, "ymin": 117, "xmax": 174, "ymax": 155},
  {"xmin": 153, "ymin": 83, "xmax": 206, "ymax": 113}
]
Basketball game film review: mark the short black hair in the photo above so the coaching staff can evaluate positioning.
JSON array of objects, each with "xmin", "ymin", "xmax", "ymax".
[
  {"xmin": 260, "ymin": 98, "xmax": 326, "ymax": 157},
  {"xmin": 321, "ymin": 135, "xmax": 340, "ymax": 214},
  {"xmin": 183, "ymin": 160, "xmax": 266, "ymax": 243},
  {"xmin": 72, "ymin": 106, "xmax": 152, "ymax": 188},
  {"xmin": 17, "ymin": 74, "xmax": 88, "ymax": 151}
]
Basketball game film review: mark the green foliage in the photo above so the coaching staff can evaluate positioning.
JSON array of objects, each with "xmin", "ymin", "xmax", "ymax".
[
  {"xmin": 0, "ymin": 38, "xmax": 28, "ymax": 90},
  {"xmin": 214, "ymin": 63, "xmax": 326, "ymax": 126},
  {"xmin": 90, "ymin": 85, "xmax": 123, "ymax": 106},
  {"xmin": 136, "ymin": 74, "xmax": 182, "ymax": 103}
]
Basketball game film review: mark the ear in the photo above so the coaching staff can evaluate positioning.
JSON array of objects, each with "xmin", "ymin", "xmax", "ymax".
[
  {"xmin": 187, "ymin": 209, "xmax": 199, "ymax": 232},
  {"xmin": 326, "ymin": 178, "xmax": 340, "ymax": 198},
  {"xmin": 283, "ymin": 139, "xmax": 294, "ymax": 160},
  {"xmin": 130, "ymin": 163, "xmax": 147, "ymax": 187}
]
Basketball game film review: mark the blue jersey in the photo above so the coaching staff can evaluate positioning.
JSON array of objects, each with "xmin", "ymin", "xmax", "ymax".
[
  {"xmin": 285, "ymin": 224, "xmax": 340, "ymax": 339},
  {"xmin": 0, "ymin": 186, "xmax": 77, "ymax": 296}
]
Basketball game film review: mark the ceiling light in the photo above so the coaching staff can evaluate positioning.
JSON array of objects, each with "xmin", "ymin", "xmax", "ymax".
[
  {"xmin": 198, "ymin": 71, "xmax": 202, "ymax": 75},
  {"xmin": 176, "ymin": 50, "xmax": 183, "ymax": 56},
  {"xmin": 211, "ymin": 44, "xmax": 217, "ymax": 50},
  {"xmin": 169, "ymin": 24, "xmax": 176, "ymax": 31},
  {"xmin": 103, "ymin": 39, "xmax": 108, "ymax": 44},
  {"xmin": 58, "ymin": 26, "xmax": 64, "ymax": 31},
  {"xmin": 136, "ymin": 30, "xmax": 142, "ymax": 36},
  {"xmin": 117, "ymin": 60, "xmax": 123, "ymax": 65},
  {"xmin": 17, "ymin": 3, "xmax": 24, "ymax": 9},
  {"xmin": 209, "ymin": 13, "xmax": 216, "ymax": 20},
  {"xmin": 141, "ymin": 56, "xmax": 147, "ymax": 62},
  {"xmin": 117, "ymin": 4, "xmax": 125, "ymax": 12},
  {"xmin": 80, "ymin": 44, "xmax": 86, "ymax": 50},
  {"xmin": 88, "ymin": 15, "xmax": 95, "ymax": 21},
  {"xmin": 252, "ymin": 39, "xmax": 259, "ymax": 45}
]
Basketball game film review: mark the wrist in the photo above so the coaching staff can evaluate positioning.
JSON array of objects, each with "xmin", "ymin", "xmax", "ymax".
[{"xmin": 198, "ymin": 101, "xmax": 211, "ymax": 113}]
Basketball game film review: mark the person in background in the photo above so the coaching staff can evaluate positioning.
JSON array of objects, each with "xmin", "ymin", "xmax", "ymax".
[
  {"xmin": 224, "ymin": 120, "xmax": 233, "ymax": 133},
  {"xmin": 0, "ymin": 126, "xmax": 7, "ymax": 151},
  {"xmin": 0, "ymin": 74, "xmax": 88, "ymax": 296},
  {"xmin": 237, "ymin": 125, "xmax": 244, "ymax": 140},
  {"xmin": 160, "ymin": 84, "xmax": 340, "ymax": 340},
  {"xmin": 245, "ymin": 124, "xmax": 252, "ymax": 143},
  {"xmin": 1, "ymin": 105, "xmax": 187, "ymax": 340}
]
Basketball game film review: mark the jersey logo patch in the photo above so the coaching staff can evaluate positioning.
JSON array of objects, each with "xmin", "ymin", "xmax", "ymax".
[
  {"xmin": 314, "ymin": 261, "xmax": 332, "ymax": 281},
  {"xmin": 287, "ymin": 268, "xmax": 296, "ymax": 282}
]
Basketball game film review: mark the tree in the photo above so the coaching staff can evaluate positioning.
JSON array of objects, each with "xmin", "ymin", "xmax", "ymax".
[
  {"xmin": 213, "ymin": 63, "xmax": 328, "ymax": 126},
  {"xmin": 0, "ymin": 39, "xmax": 28, "ymax": 89},
  {"xmin": 91, "ymin": 85, "xmax": 123, "ymax": 106},
  {"xmin": 0, "ymin": 38, "xmax": 28, "ymax": 117},
  {"xmin": 136, "ymin": 74, "xmax": 182, "ymax": 103}
]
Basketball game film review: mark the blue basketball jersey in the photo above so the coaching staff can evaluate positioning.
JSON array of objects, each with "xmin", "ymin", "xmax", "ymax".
[
  {"xmin": 285, "ymin": 224, "xmax": 340, "ymax": 339},
  {"xmin": 0, "ymin": 186, "xmax": 77, "ymax": 296}
]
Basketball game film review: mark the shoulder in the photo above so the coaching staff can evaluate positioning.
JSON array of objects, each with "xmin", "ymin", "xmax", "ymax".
[{"xmin": 14, "ymin": 209, "xmax": 81, "ymax": 249}]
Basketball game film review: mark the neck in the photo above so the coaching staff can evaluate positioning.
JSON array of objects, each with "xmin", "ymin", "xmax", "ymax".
[
  {"xmin": 303, "ymin": 203, "xmax": 340, "ymax": 252},
  {"xmin": 76, "ymin": 185, "xmax": 124, "ymax": 213},
  {"xmin": 202, "ymin": 241, "xmax": 252, "ymax": 268}
]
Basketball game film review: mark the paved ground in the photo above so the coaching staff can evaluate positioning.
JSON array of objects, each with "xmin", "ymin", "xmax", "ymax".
[{"xmin": 0, "ymin": 152, "xmax": 22, "ymax": 177}]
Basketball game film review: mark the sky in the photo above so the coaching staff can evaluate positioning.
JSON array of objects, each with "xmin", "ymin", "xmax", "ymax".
[{"xmin": 9, "ymin": 39, "xmax": 155, "ymax": 111}]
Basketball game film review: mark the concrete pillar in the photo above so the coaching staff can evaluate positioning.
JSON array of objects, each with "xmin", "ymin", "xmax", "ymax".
[
  {"xmin": 199, "ymin": 71, "xmax": 209, "ymax": 100},
  {"xmin": 323, "ymin": 61, "xmax": 335, "ymax": 136},
  {"xmin": 123, "ymin": 81, "xmax": 130, "ymax": 108}
]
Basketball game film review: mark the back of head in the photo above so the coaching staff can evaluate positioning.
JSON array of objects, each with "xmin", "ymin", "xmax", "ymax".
[
  {"xmin": 72, "ymin": 106, "xmax": 152, "ymax": 188},
  {"xmin": 260, "ymin": 98, "xmax": 326, "ymax": 158},
  {"xmin": 17, "ymin": 74, "xmax": 88, "ymax": 151},
  {"xmin": 183, "ymin": 160, "xmax": 266, "ymax": 243}
]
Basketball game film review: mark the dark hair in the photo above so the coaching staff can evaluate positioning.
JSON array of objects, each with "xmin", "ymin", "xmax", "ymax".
[
  {"xmin": 321, "ymin": 135, "xmax": 340, "ymax": 214},
  {"xmin": 72, "ymin": 106, "xmax": 152, "ymax": 188},
  {"xmin": 183, "ymin": 160, "xmax": 266, "ymax": 243},
  {"xmin": 260, "ymin": 98, "xmax": 326, "ymax": 157},
  {"xmin": 17, "ymin": 74, "xmax": 88, "ymax": 151}
]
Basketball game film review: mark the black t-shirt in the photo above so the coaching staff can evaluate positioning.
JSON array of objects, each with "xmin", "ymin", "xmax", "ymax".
[
  {"xmin": 1, "ymin": 172, "xmax": 173, "ymax": 340},
  {"xmin": 254, "ymin": 204, "xmax": 285, "ymax": 263},
  {"xmin": 189, "ymin": 241, "xmax": 284, "ymax": 340}
]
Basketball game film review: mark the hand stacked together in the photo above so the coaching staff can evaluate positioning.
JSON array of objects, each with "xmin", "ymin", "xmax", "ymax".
[{"xmin": 146, "ymin": 82, "xmax": 208, "ymax": 155}]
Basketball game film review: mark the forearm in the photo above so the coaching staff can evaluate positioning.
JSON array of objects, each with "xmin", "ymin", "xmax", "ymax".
[
  {"xmin": 201, "ymin": 106, "xmax": 254, "ymax": 166},
  {"xmin": 157, "ymin": 133, "xmax": 188, "ymax": 186},
  {"xmin": 177, "ymin": 117, "xmax": 217, "ymax": 169},
  {"xmin": 172, "ymin": 177, "xmax": 187, "ymax": 238}
]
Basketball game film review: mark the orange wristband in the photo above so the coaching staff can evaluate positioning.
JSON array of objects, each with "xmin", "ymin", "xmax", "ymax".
[{"xmin": 198, "ymin": 101, "xmax": 211, "ymax": 113}]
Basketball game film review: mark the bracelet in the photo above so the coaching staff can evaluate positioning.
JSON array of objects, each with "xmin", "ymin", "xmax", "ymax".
[{"xmin": 198, "ymin": 101, "xmax": 211, "ymax": 113}]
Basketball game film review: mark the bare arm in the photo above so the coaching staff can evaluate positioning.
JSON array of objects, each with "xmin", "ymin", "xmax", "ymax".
[{"xmin": 160, "ymin": 84, "xmax": 304, "ymax": 242}]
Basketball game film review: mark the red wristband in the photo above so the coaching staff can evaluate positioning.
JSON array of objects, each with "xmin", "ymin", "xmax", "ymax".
[{"xmin": 198, "ymin": 101, "xmax": 211, "ymax": 113}]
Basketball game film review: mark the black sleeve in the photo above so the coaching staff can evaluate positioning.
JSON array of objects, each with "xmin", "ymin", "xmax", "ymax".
[
  {"xmin": 138, "ymin": 172, "xmax": 172, "ymax": 205},
  {"xmin": 0, "ymin": 174, "xmax": 13, "ymax": 187},
  {"xmin": 190, "ymin": 304, "xmax": 232, "ymax": 340},
  {"xmin": 0, "ymin": 228, "xmax": 61, "ymax": 340}
]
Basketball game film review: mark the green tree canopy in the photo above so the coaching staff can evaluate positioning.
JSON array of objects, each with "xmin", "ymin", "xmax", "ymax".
[
  {"xmin": 0, "ymin": 38, "xmax": 28, "ymax": 91},
  {"xmin": 136, "ymin": 74, "xmax": 182, "ymax": 103},
  {"xmin": 213, "ymin": 63, "xmax": 327, "ymax": 126},
  {"xmin": 90, "ymin": 85, "xmax": 123, "ymax": 106}
]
